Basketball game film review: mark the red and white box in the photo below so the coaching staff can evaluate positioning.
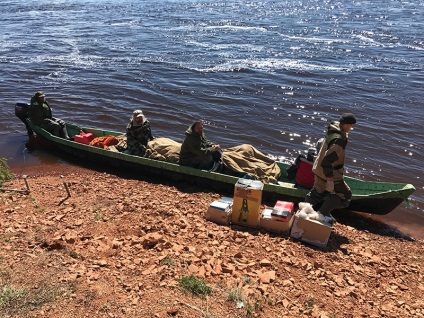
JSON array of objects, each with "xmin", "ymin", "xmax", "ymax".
[
  {"xmin": 260, "ymin": 208, "xmax": 294, "ymax": 235},
  {"xmin": 270, "ymin": 201, "xmax": 295, "ymax": 222}
]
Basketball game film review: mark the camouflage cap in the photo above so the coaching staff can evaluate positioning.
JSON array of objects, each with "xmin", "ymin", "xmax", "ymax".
[
  {"xmin": 133, "ymin": 110, "xmax": 144, "ymax": 118},
  {"xmin": 35, "ymin": 91, "xmax": 45, "ymax": 97}
]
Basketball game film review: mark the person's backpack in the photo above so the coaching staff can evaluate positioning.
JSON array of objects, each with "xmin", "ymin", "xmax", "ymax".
[{"xmin": 286, "ymin": 148, "xmax": 316, "ymax": 189}]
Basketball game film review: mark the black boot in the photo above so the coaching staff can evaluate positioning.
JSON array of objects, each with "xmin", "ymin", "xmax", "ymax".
[
  {"xmin": 305, "ymin": 188, "xmax": 326, "ymax": 210},
  {"xmin": 318, "ymin": 193, "xmax": 343, "ymax": 216}
]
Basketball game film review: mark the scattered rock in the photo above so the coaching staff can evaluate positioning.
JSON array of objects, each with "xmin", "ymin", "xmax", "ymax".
[{"xmin": 0, "ymin": 167, "xmax": 422, "ymax": 318}]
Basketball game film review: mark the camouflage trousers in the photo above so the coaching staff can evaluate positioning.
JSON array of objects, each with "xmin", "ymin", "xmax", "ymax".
[
  {"xmin": 40, "ymin": 118, "xmax": 69, "ymax": 139},
  {"xmin": 305, "ymin": 175, "xmax": 352, "ymax": 216}
]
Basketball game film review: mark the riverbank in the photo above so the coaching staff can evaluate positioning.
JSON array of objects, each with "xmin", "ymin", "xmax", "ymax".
[{"xmin": 0, "ymin": 165, "xmax": 422, "ymax": 317}]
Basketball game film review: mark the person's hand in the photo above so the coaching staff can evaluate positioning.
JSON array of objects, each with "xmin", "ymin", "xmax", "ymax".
[
  {"xmin": 325, "ymin": 180, "xmax": 334, "ymax": 193},
  {"xmin": 214, "ymin": 144, "xmax": 220, "ymax": 151}
]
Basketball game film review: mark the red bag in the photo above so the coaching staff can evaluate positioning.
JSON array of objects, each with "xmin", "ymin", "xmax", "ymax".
[
  {"xmin": 295, "ymin": 158, "xmax": 315, "ymax": 189},
  {"xmin": 89, "ymin": 135, "xmax": 119, "ymax": 149}
]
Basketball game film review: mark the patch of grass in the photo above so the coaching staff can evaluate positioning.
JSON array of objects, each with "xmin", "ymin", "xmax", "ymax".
[
  {"xmin": 0, "ymin": 281, "xmax": 75, "ymax": 316},
  {"xmin": 241, "ymin": 275, "xmax": 251, "ymax": 284},
  {"xmin": 228, "ymin": 287, "xmax": 244, "ymax": 303},
  {"xmin": 159, "ymin": 256, "xmax": 175, "ymax": 266},
  {"xmin": 0, "ymin": 285, "xmax": 25, "ymax": 308},
  {"xmin": 25, "ymin": 285, "xmax": 59, "ymax": 307},
  {"xmin": 178, "ymin": 275, "xmax": 212, "ymax": 296},
  {"xmin": 0, "ymin": 158, "xmax": 14, "ymax": 186},
  {"xmin": 35, "ymin": 207, "xmax": 46, "ymax": 213},
  {"xmin": 94, "ymin": 212, "xmax": 105, "ymax": 221},
  {"xmin": 99, "ymin": 302, "xmax": 111, "ymax": 312},
  {"xmin": 0, "ymin": 235, "xmax": 11, "ymax": 243},
  {"xmin": 304, "ymin": 296, "xmax": 315, "ymax": 312},
  {"xmin": 69, "ymin": 250, "xmax": 79, "ymax": 259},
  {"xmin": 227, "ymin": 287, "xmax": 254, "ymax": 317}
]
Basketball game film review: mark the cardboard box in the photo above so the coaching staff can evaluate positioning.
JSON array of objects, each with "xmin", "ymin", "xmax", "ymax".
[
  {"xmin": 290, "ymin": 211, "xmax": 332, "ymax": 248},
  {"xmin": 206, "ymin": 198, "xmax": 233, "ymax": 225},
  {"xmin": 271, "ymin": 201, "xmax": 294, "ymax": 222},
  {"xmin": 231, "ymin": 179, "xmax": 263, "ymax": 228},
  {"xmin": 260, "ymin": 208, "xmax": 294, "ymax": 235}
]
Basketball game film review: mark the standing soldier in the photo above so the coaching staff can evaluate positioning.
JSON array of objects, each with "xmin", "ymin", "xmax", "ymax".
[{"xmin": 305, "ymin": 113, "xmax": 357, "ymax": 220}]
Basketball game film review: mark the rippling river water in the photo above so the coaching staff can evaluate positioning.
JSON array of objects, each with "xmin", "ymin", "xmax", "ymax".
[{"xmin": 1, "ymin": 0, "xmax": 423, "ymax": 239}]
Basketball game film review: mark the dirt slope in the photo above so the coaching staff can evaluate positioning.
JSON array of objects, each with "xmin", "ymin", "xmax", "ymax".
[{"xmin": 0, "ymin": 166, "xmax": 423, "ymax": 318}]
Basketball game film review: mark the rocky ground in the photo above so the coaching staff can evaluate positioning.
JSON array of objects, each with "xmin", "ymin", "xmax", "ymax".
[{"xmin": 0, "ymin": 165, "xmax": 423, "ymax": 318}]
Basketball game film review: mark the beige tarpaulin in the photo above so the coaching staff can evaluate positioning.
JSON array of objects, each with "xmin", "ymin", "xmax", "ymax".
[
  {"xmin": 144, "ymin": 139, "xmax": 280, "ymax": 183},
  {"xmin": 145, "ymin": 137, "xmax": 181, "ymax": 163},
  {"xmin": 222, "ymin": 144, "xmax": 281, "ymax": 184}
]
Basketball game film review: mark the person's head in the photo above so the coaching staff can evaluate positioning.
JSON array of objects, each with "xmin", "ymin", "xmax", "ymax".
[
  {"xmin": 34, "ymin": 91, "xmax": 45, "ymax": 102},
  {"xmin": 339, "ymin": 113, "xmax": 356, "ymax": 133},
  {"xmin": 192, "ymin": 121, "xmax": 203, "ymax": 135},
  {"xmin": 133, "ymin": 110, "xmax": 145, "ymax": 125}
]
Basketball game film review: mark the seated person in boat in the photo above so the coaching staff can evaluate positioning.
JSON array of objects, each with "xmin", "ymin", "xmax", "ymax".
[
  {"xmin": 28, "ymin": 91, "xmax": 71, "ymax": 139},
  {"xmin": 179, "ymin": 120, "xmax": 222, "ymax": 170},
  {"xmin": 126, "ymin": 109, "xmax": 154, "ymax": 156}
]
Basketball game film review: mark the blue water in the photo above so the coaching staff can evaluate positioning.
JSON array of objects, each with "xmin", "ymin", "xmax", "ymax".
[{"xmin": 0, "ymin": 0, "xmax": 423, "ymax": 239}]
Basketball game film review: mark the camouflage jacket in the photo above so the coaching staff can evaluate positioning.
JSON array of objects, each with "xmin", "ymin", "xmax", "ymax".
[
  {"xmin": 28, "ymin": 98, "xmax": 53, "ymax": 126},
  {"xmin": 179, "ymin": 124, "xmax": 215, "ymax": 168},
  {"xmin": 312, "ymin": 121, "xmax": 348, "ymax": 181},
  {"xmin": 126, "ymin": 119, "xmax": 154, "ymax": 156}
]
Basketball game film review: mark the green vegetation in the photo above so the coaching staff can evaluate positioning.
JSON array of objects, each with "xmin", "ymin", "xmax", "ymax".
[
  {"xmin": 227, "ymin": 287, "xmax": 244, "ymax": 303},
  {"xmin": 228, "ymin": 287, "xmax": 254, "ymax": 317},
  {"xmin": 0, "ymin": 285, "xmax": 25, "ymax": 308},
  {"xmin": 34, "ymin": 207, "xmax": 46, "ymax": 213},
  {"xmin": 94, "ymin": 212, "xmax": 105, "ymax": 221},
  {"xmin": 99, "ymin": 302, "xmax": 111, "ymax": 312},
  {"xmin": 0, "ymin": 271, "xmax": 75, "ymax": 316},
  {"xmin": 304, "ymin": 296, "xmax": 315, "ymax": 312},
  {"xmin": 178, "ymin": 275, "xmax": 212, "ymax": 296},
  {"xmin": 0, "ymin": 158, "xmax": 14, "ymax": 186},
  {"xmin": 69, "ymin": 250, "xmax": 79, "ymax": 259},
  {"xmin": 159, "ymin": 256, "xmax": 175, "ymax": 266}
]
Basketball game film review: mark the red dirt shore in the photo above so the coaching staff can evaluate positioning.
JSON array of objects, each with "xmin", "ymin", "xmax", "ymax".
[{"xmin": 0, "ymin": 165, "xmax": 423, "ymax": 318}]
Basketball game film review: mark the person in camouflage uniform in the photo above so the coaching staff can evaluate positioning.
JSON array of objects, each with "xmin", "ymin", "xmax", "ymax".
[
  {"xmin": 179, "ymin": 121, "xmax": 221, "ymax": 170},
  {"xmin": 126, "ymin": 110, "xmax": 154, "ymax": 156},
  {"xmin": 305, "ymin": 113, "xmax": 357, "ymax": 218},
  {"xmin": 28, "ymin": 91, "xmax": 71, "ymax": 139}
]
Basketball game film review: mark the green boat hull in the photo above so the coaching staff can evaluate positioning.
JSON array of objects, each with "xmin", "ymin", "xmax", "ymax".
[{"xmin": 27, "ymin": 122, "xmax": 416, "ymax": 215}]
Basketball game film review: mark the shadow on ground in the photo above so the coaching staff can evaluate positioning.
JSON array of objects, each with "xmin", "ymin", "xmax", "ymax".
[{"xmin": 332, "ymin": 209, "xmax": 415, "ymax": 241}]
